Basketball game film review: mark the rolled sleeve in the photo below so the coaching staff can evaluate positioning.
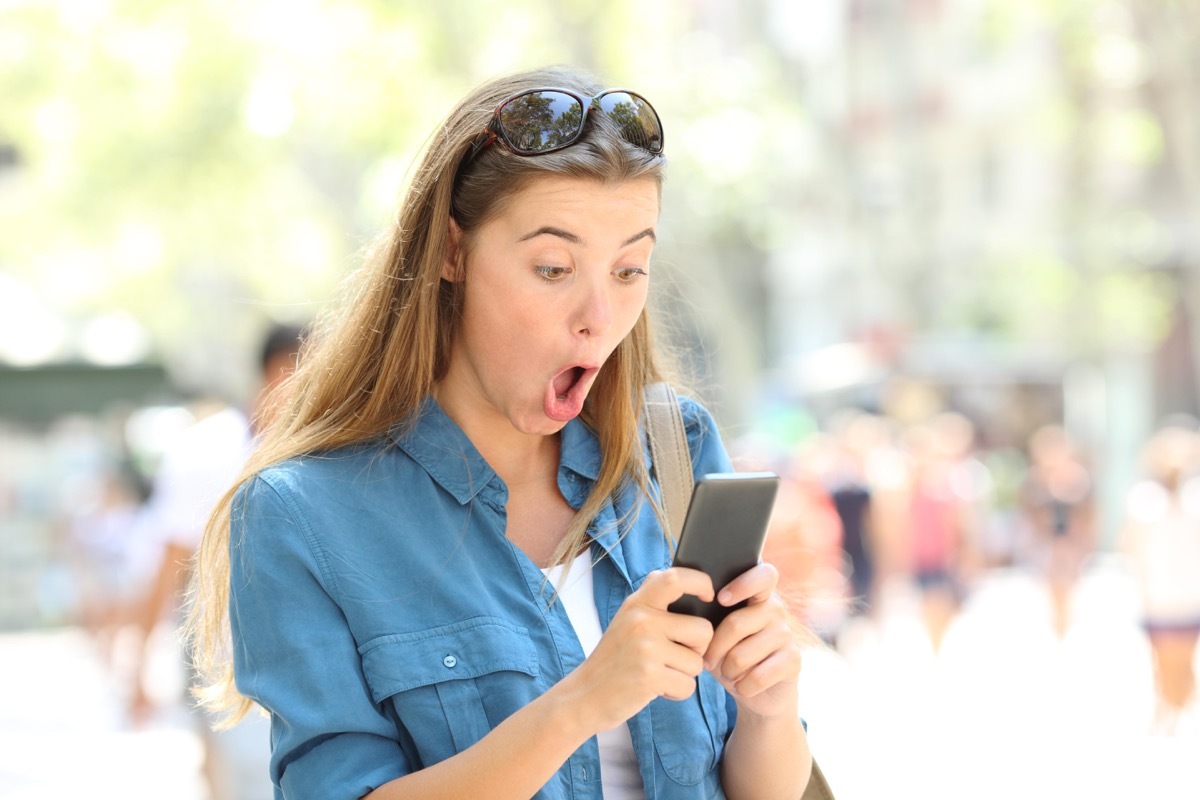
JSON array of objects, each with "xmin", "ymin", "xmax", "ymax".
[
  {"xmin": 229, "ymin": 475, "xmax": 409, "ymax": 800},
  {"xmin": 679, "ymin": 395, "xmax": 736, "ymax": 477}
]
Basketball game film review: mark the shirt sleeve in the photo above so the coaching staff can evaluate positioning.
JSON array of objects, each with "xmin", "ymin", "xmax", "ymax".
[
  {"xmin": 229, "ymin": 474, "xmax": 410, "ymax": 800},
  {"xmin": 678, "ymin": 395, "xmax": 736, "ymax": 478}
]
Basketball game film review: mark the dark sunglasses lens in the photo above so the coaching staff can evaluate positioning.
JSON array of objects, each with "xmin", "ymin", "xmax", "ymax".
[
  {"xmin": 597, "ymin": 92, "xmax": 663, "ymax": 154},
  {"xmin": 497, "ymin": 91, "xmax": 586, "ymax": 154}
]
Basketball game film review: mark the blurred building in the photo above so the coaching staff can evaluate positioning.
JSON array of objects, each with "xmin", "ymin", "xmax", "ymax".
[
  {"xmin": 683, "ymin": 0, "xmax": 1200, "ymax": 547},
  {"xmin": 0, "ymin": 364, "xmax": 176, "ymax": 629}
]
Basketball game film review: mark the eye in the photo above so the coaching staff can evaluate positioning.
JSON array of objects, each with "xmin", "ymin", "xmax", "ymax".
[
  {"xmin": 615, "ymin": 266, "xmax": 648, "ymax": 283},
  {"xmin": 535, "ymin": 265, "xmax": 570, "ymax": 282}
]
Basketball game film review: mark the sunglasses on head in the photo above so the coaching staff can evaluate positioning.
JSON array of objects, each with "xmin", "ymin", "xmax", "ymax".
[{"xmin": 460, "ymin": 87, "xmax": 664, "ymax": 170}]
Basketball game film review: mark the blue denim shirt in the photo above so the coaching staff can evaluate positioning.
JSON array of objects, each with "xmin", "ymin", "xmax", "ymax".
[{"xmin": 229, "ymin": 395, "xmax": 738, "ymax": 800}]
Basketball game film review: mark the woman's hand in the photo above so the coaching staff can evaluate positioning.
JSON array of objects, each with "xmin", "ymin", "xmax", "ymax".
[
  {"xmin": 704, "ymin": 562, "xmax": 803, "ymax": 719},
  {"xmin": 567, "ymin": 567, "xmax": 717, "ymax": 732}
]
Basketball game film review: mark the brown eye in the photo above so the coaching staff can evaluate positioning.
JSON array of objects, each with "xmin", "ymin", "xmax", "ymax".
[{"xmin": 535, "ymin": 265, "xmax": 570, "ymax": 281}]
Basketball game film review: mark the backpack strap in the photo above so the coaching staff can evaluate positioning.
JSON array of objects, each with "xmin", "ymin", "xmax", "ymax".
[
  {"xmin": 641, "ymin": 382, "xmax": 838, "ymax": 800},
  {"xmin": 804, "ymin": 761, "xmax": 837, "ymax": 800},
  {"xmin": 642, "ymin": 382, "xmax": 693, "ymax": 544}
]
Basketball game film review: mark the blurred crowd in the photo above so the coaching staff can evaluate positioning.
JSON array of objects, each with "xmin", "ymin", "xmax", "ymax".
[
  {"xmin": 743, "ymin": 409, "xmax": 1089, "ymax": 643},
  {"xmin": 736, "ymin": 407, "xmax": 1200, "ymax": 734},
  {"xmin": 2, "ymin": 379, "xmax": 1198, "ymax": 792},
  {"xmin": 1, "ymin": 324, "xmax": 305, "ymax": 800}
]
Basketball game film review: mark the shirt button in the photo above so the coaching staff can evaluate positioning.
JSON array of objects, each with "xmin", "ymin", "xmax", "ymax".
[{"xmin": 443, "ymin": 655, "xmax": 457, "ymax": 669}]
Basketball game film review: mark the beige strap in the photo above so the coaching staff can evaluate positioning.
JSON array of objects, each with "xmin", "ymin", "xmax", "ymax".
[
  {"xmin": 642, "ymin": 382, "xmax": 838, "ymax": 800},
  {"xmin": 642, "ymin": 382, "xmax": 693, "ymax": 545},
  {"xmin": 804, "ymin": 760, "xmax": 836, "ymax": 800}
]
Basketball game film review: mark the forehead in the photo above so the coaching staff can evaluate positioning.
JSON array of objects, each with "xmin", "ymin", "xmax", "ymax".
[{"xmin": 490, "ymin": 175, "xmax": 660, "ymax": 229}]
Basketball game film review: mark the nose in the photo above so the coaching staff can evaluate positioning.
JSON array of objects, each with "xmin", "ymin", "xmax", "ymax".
[{"xmin": 571, "ymin": 274, "xmax": 613, "ymax": 338}]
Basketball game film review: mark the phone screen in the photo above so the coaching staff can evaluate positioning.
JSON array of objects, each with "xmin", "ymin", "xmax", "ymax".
[{"xmin": 667, "ymin": 472, "xmax": 780, "ymax": 626}]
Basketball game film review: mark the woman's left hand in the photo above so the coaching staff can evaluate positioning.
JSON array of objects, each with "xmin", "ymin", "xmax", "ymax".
[{"xmin": 704, "ymin": 562, "xmax": 804, "ymax": 719}]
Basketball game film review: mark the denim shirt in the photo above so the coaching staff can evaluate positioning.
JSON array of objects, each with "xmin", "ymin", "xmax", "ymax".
[{"xmin": 228, "ymin": 395, "xmax": 738, "ymax": 800}]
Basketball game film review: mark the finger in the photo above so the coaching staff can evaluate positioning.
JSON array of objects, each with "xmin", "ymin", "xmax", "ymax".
[
  {"xmin": 715, "ymin": 562, "xmax": 779, "ymax": 609},
  {"xmin": 662, "ymin": 640, "xmax": 707, "ymax": 679},
  {"xmin": 639, "ymin": 567, "xmax": 715, "ymax": 610},
  {"xmin": 656, "ymin": 644, "xmax": 709, "ymax": 701},
  {"xmin": 716, "ymin": 624, "xmax": 792, "ymax": 684},
  {"xmin": 659, "ymin": 668, "xmax": 702, "ymax": 702},
  {"xmin": 725, "ymin": 647, "xmax": 803, "ymax": 699},
  {"xmin": 705, "ymin": 595, "xmax": 789, "ymax": 669},
  {"xmin": 662, "ymin": 609, "xmax": 715, "ymax": 653},
  {"xmin": 615, "ymin": 643, "xmax": 704, "ymax": 703}
]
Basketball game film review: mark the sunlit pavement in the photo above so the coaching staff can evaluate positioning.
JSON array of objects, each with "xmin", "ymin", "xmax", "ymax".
[
  {"xmin": 2, "ymin": 556, "xmax": 1198, "ymax": 799},
  {"xmin": 0, "ymin": 626, "xmax": 207, "ymax": 799},
  {"xmin": 803, "ymin": 555, "xmax": 1200, "ymax": 800}
]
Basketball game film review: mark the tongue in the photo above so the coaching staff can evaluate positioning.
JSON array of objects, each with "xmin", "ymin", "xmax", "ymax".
[
  {"xmin": 545, "ymin": 367, "xmax": 585, "ymax": 422},
  {"xmin": 553, "ymin": 367, "xmax": 579, "ymax": 397}
]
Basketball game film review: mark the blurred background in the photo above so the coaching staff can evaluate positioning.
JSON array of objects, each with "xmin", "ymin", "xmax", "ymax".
[{"xmin": 3, "ymin": 0, "xmax": 1200, "ymax": 798}]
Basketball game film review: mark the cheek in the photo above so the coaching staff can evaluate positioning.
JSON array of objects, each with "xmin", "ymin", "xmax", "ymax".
[
  {"xmin": 462, "ymin": 282, "xmax": 542, "ymax": 353},
  {"xmin": 616, "ymin": 287, "xmax": 650, "ymax": 333}
]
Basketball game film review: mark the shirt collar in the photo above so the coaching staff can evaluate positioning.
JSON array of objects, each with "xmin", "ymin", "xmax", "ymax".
[
  {"xmin": 390, "ymin": 398, "xmax": 604, "ymax": 503},
  {"xmin": 558, "ymin": 413, "xmax": 602, "ymax": 482},
  {"xmin": 391, "ymin": 398, "xmax": 497, "ymax": 505}
]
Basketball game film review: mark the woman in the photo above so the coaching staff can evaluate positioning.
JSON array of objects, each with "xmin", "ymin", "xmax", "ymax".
[
  {"xmin": 1020, "ymin": 424, "xmax": 1094, "ymax": 637},
  {"xmin": 188, "ymin": 65, "xmax": 812, "ymax": 800},
  {"xmin": 1121, "ymin": 425, "xmax": 1200, "ymax": 734}
]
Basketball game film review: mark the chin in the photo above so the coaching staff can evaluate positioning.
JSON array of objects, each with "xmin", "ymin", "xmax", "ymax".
[{"xmin": 521, "ymin": 416, "xmax": 570, "ymax": 437}]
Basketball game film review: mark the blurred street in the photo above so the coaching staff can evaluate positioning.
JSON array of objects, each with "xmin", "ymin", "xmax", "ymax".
[
  {"xmin": 805, "ymin": 557, "xmax": 1200, "ymax": 800},
  {"xmin": 2, "ymin": 556, "xmax": 1197, "ymax": 800},
  {"xmin": 0, "ymin": 625, "xmax": 206, "ymax": 799}
]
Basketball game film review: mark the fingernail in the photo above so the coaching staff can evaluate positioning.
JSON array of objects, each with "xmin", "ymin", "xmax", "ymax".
[{"xmin": 718, "ymin": 590, "xmax": 732, "ymax": 605}]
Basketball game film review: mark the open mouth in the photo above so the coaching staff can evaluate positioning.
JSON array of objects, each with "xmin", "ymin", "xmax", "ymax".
[
  {"xmin": 553, "ymin": 366, "xmax": 586, "ymax": 400},
  {"xmin": 545, "ymin": 365, "xmax": 598, "ymax": 422}
]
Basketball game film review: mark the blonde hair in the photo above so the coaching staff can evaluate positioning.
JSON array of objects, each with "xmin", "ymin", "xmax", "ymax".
[{"xmin": 186, "ymin": 65, "xmax": 673, "ymax": 723}]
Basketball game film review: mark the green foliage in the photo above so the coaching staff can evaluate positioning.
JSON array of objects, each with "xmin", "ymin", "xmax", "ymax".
[{"xmin": 0, "ymin": 0, "xmax": 1195, "ymax": 392}]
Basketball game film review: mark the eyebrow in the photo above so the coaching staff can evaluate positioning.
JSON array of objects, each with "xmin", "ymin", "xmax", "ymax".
[
  {"xmin": 621, "ymin": 228, "xmax": 657, "ymax": 247},
  {"xmin": 517, "ymin": 226, "xmax": 657, "ymax": 247}
]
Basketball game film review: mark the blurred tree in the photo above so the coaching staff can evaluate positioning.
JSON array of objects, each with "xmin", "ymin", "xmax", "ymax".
[
  {"xmin": 0, "ymin": 0, "xmax": 1194, "ymax": 430},
  {"xmin": 0, "ymin": 0, "xmax": 820, "ymax": 419}
]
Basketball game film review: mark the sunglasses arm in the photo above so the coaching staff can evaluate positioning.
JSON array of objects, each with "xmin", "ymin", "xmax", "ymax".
[{"xmin": 459, "ymin": 129, "xmax": 498, "ymax": 174}]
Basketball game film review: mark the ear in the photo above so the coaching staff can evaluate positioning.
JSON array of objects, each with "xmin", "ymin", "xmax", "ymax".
[{"xmin": 441, "ymin": 217, "xmax": 464, "ymax": 282}]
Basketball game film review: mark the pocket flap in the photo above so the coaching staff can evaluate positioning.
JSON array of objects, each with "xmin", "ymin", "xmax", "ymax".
[{"xmin": 358, "ymin": 617, "xmax": 540, "ymax": 704}]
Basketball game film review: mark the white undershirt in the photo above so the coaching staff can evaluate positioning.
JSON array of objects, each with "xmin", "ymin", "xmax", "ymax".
[{"xmin": 541, "ymin": 553, "xmax": 646, "ymax": 799}]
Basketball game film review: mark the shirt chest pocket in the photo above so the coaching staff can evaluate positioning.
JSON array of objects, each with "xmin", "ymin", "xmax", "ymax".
[
  {"xmin": 649, "ymin": 671, "xmax": 728, "ymax": 788},
  {"xmin": 358, "ymin": 617, "xmax": 541, "ymax": 766}
]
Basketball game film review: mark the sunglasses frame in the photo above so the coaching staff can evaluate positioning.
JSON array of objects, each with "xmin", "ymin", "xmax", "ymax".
[{"xmin": 462, "ymin": 87, "xmax": 664, "ymax": 169}]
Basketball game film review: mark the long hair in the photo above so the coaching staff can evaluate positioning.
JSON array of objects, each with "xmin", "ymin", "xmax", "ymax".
[{"xmin": 186, "ymin": 65, "xmax": 674, "ymax": 724}]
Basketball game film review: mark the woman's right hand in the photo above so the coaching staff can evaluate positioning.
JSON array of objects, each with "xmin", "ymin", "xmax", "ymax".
[{"xmin": 564, "ymin": 567, "xmax": 717, "ymax": 732}]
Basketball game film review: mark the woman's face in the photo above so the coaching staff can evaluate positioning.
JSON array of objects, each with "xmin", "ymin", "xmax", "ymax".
[{"xmin": 439, "ymin": 175, "xmax": 659, "ymax": 438}]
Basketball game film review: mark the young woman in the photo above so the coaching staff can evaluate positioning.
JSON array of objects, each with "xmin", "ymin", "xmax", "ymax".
[
  {"xmin": 188, "ymin": 65, "xmax": 812, "ymax": 800},
  {"xmin": 1121, "ymin": 425, "xmax": 1200, "ymax": 734}
]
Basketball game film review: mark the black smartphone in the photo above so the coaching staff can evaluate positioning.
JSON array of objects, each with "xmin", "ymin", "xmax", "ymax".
[{"xmin": 667, "ymin": 472, "xmax": 781, "ymax": 626}]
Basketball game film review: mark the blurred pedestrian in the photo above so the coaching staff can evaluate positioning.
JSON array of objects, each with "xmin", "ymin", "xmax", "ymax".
[
  {"xmin": 975, "ymin": 445, "xmax": 1028, "ymax": 570},
  {"xmin": 1020, "ymin": 424, "xmax": 1095, "ymax": 637},
  {"xmin": 902, "ymin": 416, "xmax": 973, "ymax": 652},
  {"xmin": 129, "ymin": 322, "xmax": 304, "ymax": 800},
  {"xmin": 1120, "ymin": 424, "xmax": 1200, "ymax": 734},
  {"xmin": 825, "ymin": 411, "xmax": 884, "ymax": 617},
  {"xmin": 65, "ymin": 462, "xmax": 155, "ymax": 662},
  {"xmin": 760, "ymin": 432, "xmax": 847, "ymax": 642}
]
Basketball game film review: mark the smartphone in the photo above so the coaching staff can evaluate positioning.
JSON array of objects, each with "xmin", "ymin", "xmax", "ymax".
[{"xmin": 667, "ymin": 472, "xmax": 781, "ymax": 626}]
